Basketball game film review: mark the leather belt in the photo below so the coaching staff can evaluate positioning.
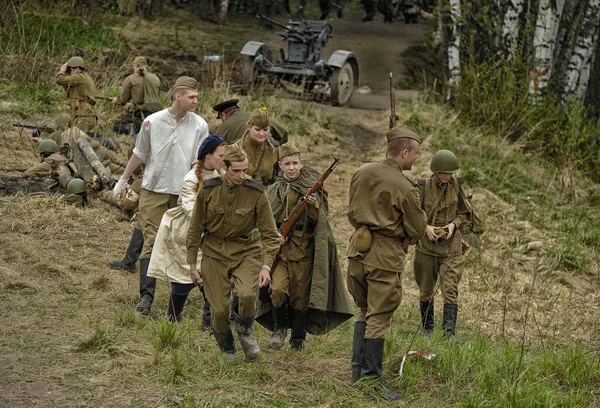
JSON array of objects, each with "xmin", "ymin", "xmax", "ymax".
[
  {"xmin": 210, "ymin": 233, "xmax": 250, "ymax": 244},
  {"xmin": 371, "ymin": 231, "xmax": 403, "ymax": 242}
]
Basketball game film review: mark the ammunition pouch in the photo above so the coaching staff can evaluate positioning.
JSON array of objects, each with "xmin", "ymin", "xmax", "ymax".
[{"xmin": 433, "ymin": 227, "xmax": 449, "ymax": 244}]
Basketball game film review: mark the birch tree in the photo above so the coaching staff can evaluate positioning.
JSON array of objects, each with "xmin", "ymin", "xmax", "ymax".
[
  {"xmin": 528, "ymin": 0, "xmax": 566, "ymax": 98},
  {"xmin": 218, "ymin": 0, "xmax": 229, "ymax": 22},
  {"xmin": 447, "ymin": 0, "xmax": 462, "ymax": 97},
  {"xmin": 563, "ymin": 0, "xmax": 600, "ymax": 101},
  {"xmin": 501, "ymin": 0, "xmax": 524, "ymax": 60}
]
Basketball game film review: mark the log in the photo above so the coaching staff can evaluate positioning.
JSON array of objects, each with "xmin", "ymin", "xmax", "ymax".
[
  {"xmin": 56, "ymin": 163, "xmax": 73, "ymax": 190},
  {"xmin": 76, "ymin": 138, "xmax": 116, "ymax": 188},
  {"xmin": 72, "ymin": 143, "xmax": 95, "ymax": 183}
]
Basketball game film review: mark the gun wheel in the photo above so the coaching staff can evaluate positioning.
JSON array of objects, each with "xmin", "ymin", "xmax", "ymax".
[
  {"xmin": 242, "ymin": 56, "xmax": 261, "ymax": 94},
  {"xmin": 330, "ymin": 62, "xmax": 354, "ymax": 106}
]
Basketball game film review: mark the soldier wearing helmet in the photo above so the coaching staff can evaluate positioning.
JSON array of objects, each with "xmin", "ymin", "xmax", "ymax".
[
  {"xmin": 413, "ymin": 149, "xmax": 473, "ymax": 340},
  {"xmin": 22, "ymin": 139, "xmax": 68, "ymax": 179},
  {"xmin": 55, "ymin": 56, "xmax": 98, "ymax": 133},
  {"xmin": 63, "ymin": 178, "xmax": 89, "ymax": 206}
]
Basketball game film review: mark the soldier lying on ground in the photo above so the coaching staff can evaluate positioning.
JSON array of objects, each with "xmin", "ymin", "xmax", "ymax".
[{"xmin": 22, "ymin": 140, "xmax": 68, "ymax": 179}]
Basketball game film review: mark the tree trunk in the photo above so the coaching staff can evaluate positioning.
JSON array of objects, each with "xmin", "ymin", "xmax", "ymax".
[
  {"xmin": 447, "ymin": 0, "xmax": 462, "ymax": 97},
  {"xmin": 576, "ymin": 23, "xmax": 600, "ymax": 101},
  {"xmin": 528, "ymin": 0, "xmax": 566, "ymax": 98},
  {"xmin": 76, "ymin": 139, "xmax": 115, "ymax": 189},
  {"xmin": 562, "ymin": 0, "xmax": 600, "ymax": 101},
  {"xmin": 218, "ymin": 0, "xmax": 229, "ymax": 22},
  {"xmin": 502, "ymin": 0, "xmax": 525, "ymax": 61},
  {"xmin": 56, "ymin": 163, "xmax": 74, "ymax": 190}
]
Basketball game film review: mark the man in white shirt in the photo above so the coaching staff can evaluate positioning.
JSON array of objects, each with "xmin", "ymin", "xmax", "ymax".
[{"xmin": 114, "ymin": 76, "xmax": 208, "ymax": 315}]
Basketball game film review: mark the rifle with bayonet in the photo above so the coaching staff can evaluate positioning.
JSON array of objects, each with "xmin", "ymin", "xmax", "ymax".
[{"xmin": 270, "ymin": 157, "xmax": 340, "ymax": 272}]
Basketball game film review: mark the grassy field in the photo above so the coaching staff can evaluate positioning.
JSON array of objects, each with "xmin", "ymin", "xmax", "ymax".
[{"xmin": 1, "ymin": 3, "xmax": 599, "ymax": 407}]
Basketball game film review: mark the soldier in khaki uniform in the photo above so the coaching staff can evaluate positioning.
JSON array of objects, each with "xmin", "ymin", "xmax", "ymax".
[
  {"xmin": 232, "ymin": 108, "xmax": 278, "ymax": 186},
  {"xmin": 55, "ymin": 56, "xmax": 97, "ymax": 133},
  {"xmin": 414, "ymin": 150, "xmax": 472, "ymax": 339},
  {"xmin": 112, "ymin": 56, "xmax": 163, "ymax": 134},
  {"xmin": 212, "ymin": 99, "xmax": 288, "ymax": 145},
  {"xmin": 347, "ymin": 126, "xmax": 427, "ymax": 400},
  {"xmin": 187, "ymin": 144, "xmax": 280, "ymax": 362},
  {"xmin": 23, "ymin": 139, "xmax": 68, "ymax": 179}
]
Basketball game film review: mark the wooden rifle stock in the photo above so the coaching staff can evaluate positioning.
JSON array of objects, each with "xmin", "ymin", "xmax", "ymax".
[{"xmin": 270, "ymin": 157, "xmax": 340, "ymax": 272}]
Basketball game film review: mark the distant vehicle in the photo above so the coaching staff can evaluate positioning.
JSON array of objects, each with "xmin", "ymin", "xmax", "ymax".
[{"xmin": 240, "ymin": 15, "xmax": 360, "ymax": 106}]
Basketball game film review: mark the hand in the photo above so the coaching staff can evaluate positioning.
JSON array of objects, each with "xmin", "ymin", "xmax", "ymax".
[
  {"xmin": 258, "ymin": 268, "xmax": 271, "ymax": 288},
  {"xmin": 425, "ymin": 225, "xmax": 437, "ymax": 242},
  {"xmin": 31, "ymin": 137, "xmax": 41, "ymax": 143},
  {"xmin": 111, "ymin": 97, "xmax": 118, "ymax": 104},
  {"xmin": 60, "ymin": 63, "xmax": 68, "ymax": 73},
  {"xmin": 444, "ymin": 222, "xmax": 456, "ymax": 238},
  {"xmin": 278, "ymin": 232, "xmax": 287, "ymax": 246},
  {"xmin": 112, "ymin": 177, "xmax": 129, "ymax": 200},
  {"xmin": 306, "ymin": 193, "xmax": 317, "ymax": 206},
  {"xmin": 190, "ymin": 264, "xmax": 203, "ymax": 286}
]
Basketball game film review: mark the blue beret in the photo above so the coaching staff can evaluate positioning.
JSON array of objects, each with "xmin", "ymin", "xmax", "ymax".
[{"xmin": 197, "ymin": 134, "xmax": 226, "ymax": 161}]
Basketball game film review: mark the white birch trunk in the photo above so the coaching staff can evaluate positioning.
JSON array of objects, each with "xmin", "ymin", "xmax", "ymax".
[
  {"xmin": 501, "ymin": 0, "xmax": 524, "ymax": 61},
  {"xmin": 563, "ymin": 0, "xmax": 600, "ymax": 101},
  {"xmin": 447, "ymin": 0, "xmax": 462, "ymax": 96},
  {"xmin": 218, "ymin": 0, "xmax": 229, "ymax": 22},
  {"xmin": 576, "ymin": 29, "xmax": 599, "ymax": 102},
  {"xmin": 528, "ymin": 0, "xmax": 566, "ymax": 98}
]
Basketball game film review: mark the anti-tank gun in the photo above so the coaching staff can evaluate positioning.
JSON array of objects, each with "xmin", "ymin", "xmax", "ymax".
[{"xmin": 240, "ymin": 15, "xmax": 360, "ymax": 106}]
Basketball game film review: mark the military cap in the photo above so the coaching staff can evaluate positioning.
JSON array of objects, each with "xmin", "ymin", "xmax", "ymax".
[
  {"xmin": 67, "ymin": 56, "xmax": 85, "ymax": 69},
  {"xmin": 133, "ymin": 56, "xmax": 147, "ymax": 66},
  {"xmin": 173, "ymin": 76, "xmax": 197, "ymax": 90},
  {"xmin": 198, "ymin": 134, "xmax": 226, "ymax": 161},
  {"xmin": 247, "ymin": 107, "xmax": 270, "ymax": 128},
  {"xmin": 213, "ymin": 99, "xmax": 240, "ymax": 119},
  {"xmin": 386, "ymin": 126, "xmax": 422, "ymax": 144},
  {"xmin": 278, "ymin": 143, "xmax": 300, "ymax": 160},
  {"xmin": 224, "ymin": 143, "xmax": 247, "ymax": 162}
]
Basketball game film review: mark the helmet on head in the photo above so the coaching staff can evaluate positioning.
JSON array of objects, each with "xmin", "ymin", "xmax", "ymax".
[
  {"xmin": 38, "ymin": 139, "xmax": 60, "ymax": 154},
  {"xmin": 54, "ymin": 113, "xmax": 73, "ymax": 130},
  {"xmin": 67, "ymin": 178, "xmax": 87, "ymax": 195},
  {"xmin": 67, "ymin": 56, "xmax": 86, "ymax": 69},
  {"xmin": 430, "ymin": 150, "xmax": 460, "ymax": 173}
]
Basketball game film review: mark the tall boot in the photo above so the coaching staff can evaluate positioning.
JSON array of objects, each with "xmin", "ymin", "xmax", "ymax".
[
  {"xmin": 108, "ymin": 228, "xmax": 144, "ymax": 272},
  {"xmin": 290, "ymin": 309, "xmax": 308, "ymax": 351},
  {"xmin": 268, "ymin": 301, "xmax": 289, "ymax": 349},
  {"xmin": 136, "ymin": 258, "xmax": 155, "ymax": 316},
  {"xmin": 443, "ymin": 303, "xmax": 458, "ymax": 339},
  {"xmin": 361, "ymin": 338, "xmax": 401, "ymax": 401},
  {"xmin": 214, "ymin": 329, "xmax": 236, "ymax": 362},
  {"xmin": 167, "ymin": 293, "xmax": 188, "ymax": 322},
  {"xmin": 351, "ymin": 321, "xmax": 367, "ymax": 383},
  {"xmin": 420, "ymin": 299, "xmax": 434, "ymax": 336},
  {"xmin": 200, "ymin": 286, "xmax": 212, "ymax": 330},
  {"xmin": 233, "ymin": 312, "xmax": 261, "ymax": 362}
]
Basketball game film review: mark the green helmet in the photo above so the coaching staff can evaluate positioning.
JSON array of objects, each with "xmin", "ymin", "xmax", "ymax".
[
  {"xmin": 54, "ymin": 113, "xmax": 73, "ymax": 130},
  {"xmin": 67, "ymin": 178, "xmax": 87, "ymax": 195},
  {"xmin": 67, "ymin": 56, "xmax": 86, "ymax": 69},
  {"xmin": 38, "ymin": 139, "xmax": 60, "ymax": 154},
  {"xmin": 430, "ymin": 149, "xmax": 460, "ymax": 173}
]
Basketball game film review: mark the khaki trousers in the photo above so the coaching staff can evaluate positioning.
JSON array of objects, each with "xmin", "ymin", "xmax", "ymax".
[
  {"xmin": 347, "ymin": 259, "xmax": 402, "ymax": 339},
  {"xmin": 138, "ymin": 189, "xmax": 179, "ymax": 258},
  {"xmin": 270, "ymin": 258, "xmax": 313, "ymax": 311},
  {"xmin": 413, "ymin": 251, "xmax": 463, "ymax": 304},
  {"xmin": 201, "ymin": 254, "xmax": 261, "ymax": 333}
]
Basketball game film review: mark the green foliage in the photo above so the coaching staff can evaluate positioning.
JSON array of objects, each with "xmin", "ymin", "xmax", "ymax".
[
  {"xmin": 76, "ymin": 328, "xmax": 120, "ymax": 356},
  {"xmin": 152, "ymin": 320, "xmax": 184, "ymax": 351}
]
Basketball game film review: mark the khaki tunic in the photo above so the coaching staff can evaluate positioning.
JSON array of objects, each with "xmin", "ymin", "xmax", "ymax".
[
  {"xmin": 22, "ymin": 152, "xmax": 68, "ymax": 179},
  {"xmin": 347, "ymin": 157, "xmax": 427, "ymax": 338},
  {"xmin": 55, "ymin": 72, "xmax": 97, "ymax": 133},
  {"xmin": 235, "ymin": 135, "xmax": 278, "ymax": 185},
  {"xmin": 270, "ymin": 181, "xmax": 319, "ymax": 311},
  {"xmin": 414, "ymin": 176, "xmax": 471, "ymax": 304},
  {"xmin": 186, "ymin": 175, "xmax": 280, "ymax": 333},
  {"xmin": 215, "ymin": 110, "xmax": 289, "ymax": 145},
  {"xmin": 116, "ymin": 70, "xmax": 162, "ymax": 124}
]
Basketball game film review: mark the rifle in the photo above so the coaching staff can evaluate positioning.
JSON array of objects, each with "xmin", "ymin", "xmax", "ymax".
[
  {"xmin": 270, "ymin": 157, "xmax": 340, "ymax": 272},
  {"xmin": 13, "ymin": 123, "xmax": 55, "ymax": 133}
]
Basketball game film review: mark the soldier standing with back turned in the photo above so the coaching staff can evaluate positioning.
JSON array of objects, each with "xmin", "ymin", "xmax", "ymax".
[
  {"xmin": 55, "ymin": 56, "xmax": 97, "ymax": 133},
  {"xmin": 347, "ymin": 126, "xmax": 427, "ymax": 400}
]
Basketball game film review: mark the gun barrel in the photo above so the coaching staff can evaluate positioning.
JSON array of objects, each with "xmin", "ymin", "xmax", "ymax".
[{"xmin": 256, "ymin": 14, "xmax": 290, "ymax": 30}]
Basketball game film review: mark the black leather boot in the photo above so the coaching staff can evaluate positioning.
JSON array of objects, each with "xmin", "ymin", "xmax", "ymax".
[
  {"xmin": 443, "ymin": 303, "xmax": 458, "ymax": 339},
  {"xmin": 420, "ymin": 299, "xmax": 434, "ymax": 336},
  {"xmin": 233, "ymin": 312, "xmax": 261, "ymax": 362},
  {"xmin": 200, "ymin": 287, "xmax": 212, "ymax": 330},
  {"xmin": 107, "ymin": 228, "xmax": 143, "ymax": 272},
  {"xmin": 361, "ymin": 338, "xmax": 401, "ymax": 400},
  {"xmin": 214, "ymin": 329, "xmax": 236, "ymax": 361},
  {"xmin": 136, "ymin": 258, "xmax": 155, "ymax": 316},
  {"xmin": 167, "ymin": 293, "xmax": 188, "ymax": 322},
  {"xmin": 268, "ymin": 301, "xmax": 289, "ymax": 349},
  {"xmin": 290, "ymin": 309, "xmax": 308, "ymax": 351},
  {"xmin": 351, "ymin": 321, "xmax": 367, "ymax": 383}
]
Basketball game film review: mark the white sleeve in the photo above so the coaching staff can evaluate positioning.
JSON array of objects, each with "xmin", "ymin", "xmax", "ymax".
[
  {"xmin": 132, "ymin": 118, "xmax": 151, "ymax": 160},
  {"xmin": 180, "ymin": 169, "xmax": 199, "ymax": 216}
]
